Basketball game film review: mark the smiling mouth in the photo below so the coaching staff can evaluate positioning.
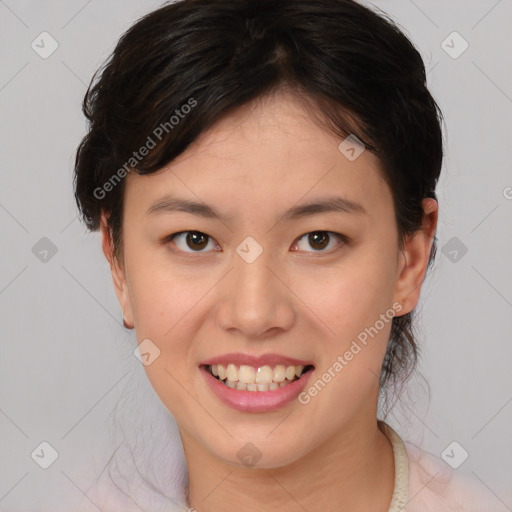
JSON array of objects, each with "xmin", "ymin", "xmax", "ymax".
[{"xmin": 204, "ymin": 363, "xmax": 315, "ymax": 391}]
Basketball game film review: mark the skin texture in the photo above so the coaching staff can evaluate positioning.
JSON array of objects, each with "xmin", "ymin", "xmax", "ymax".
[{"xmin": 100, "ymin": 90, "xmax": 438, "ymax": 511}]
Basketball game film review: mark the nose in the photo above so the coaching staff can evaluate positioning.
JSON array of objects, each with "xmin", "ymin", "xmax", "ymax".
[{"xmin": 216, "ymin": 249, "xmax": 296, "ymax": 339}]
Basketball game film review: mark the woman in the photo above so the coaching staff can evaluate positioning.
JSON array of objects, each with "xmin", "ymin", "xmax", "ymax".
[{"xmin": 73, "ymin": 0, "xmax": 505, "ymax": 510}]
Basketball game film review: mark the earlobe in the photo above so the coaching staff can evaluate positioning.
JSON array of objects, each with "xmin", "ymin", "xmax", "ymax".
[
  {"xmin": 100, "ymin": 212, "xmax": 135, "ymax": 329},
  {"xmin": 393, "ymin": 198, "xmax": 438, "ymax": 315}
]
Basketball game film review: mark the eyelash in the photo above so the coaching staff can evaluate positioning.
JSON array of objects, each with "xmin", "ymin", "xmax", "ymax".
[{"xmin": 162, "ymin": 230, "xmax": 348, "ymax": 255}]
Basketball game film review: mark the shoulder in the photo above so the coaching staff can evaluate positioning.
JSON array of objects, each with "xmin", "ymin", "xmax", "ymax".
[
  {"xmin": 74, "ymin": 466, "xmax": 188, "ymax": 512},
  {"xmin": 404, "ymin": 441, "xmax": 509, "ymax": 512}
]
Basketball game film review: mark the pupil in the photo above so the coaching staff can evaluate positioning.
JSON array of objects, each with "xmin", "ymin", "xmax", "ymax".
[
  {"xmin": 309, "ymin": 231, "xmax": 328, "ymax": 250},
  {"xmin": 187, "ymin": 231, "xmax": 208, "ymax": 250}
]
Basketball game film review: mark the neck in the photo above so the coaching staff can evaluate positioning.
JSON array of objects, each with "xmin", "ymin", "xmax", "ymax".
[{"xmin": 181, "ymin": 416, "xmax": 395, "ymax": 512}]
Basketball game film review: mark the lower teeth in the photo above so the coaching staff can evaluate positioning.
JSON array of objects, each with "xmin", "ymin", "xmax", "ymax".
[
  {"xmin": 221, "ymin": 379, "xmax": 295, "ymax": 391},
  {"xmin": 211, "ymin": 372, "xmax": 300, "ymax": 391}
]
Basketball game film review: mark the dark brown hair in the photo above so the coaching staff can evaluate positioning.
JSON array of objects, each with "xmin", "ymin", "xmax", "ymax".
[{"xmin": 73, "ymin": 0, "xmax": 443, "ymax": 403}]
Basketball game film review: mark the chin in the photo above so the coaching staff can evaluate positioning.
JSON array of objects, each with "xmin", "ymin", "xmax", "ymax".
[{"xmin": 211, "ymin": 438, "xmax": 308, "ymax": 470}]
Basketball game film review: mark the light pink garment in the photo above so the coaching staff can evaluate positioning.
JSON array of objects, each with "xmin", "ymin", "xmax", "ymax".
[
  {"xmin": 404, "ymin": 442, "xmax": 511, "ymax": 511},
  {"xmin": 81, "ymin": 422, "xmax": 511, "ymax": 512},
  {"xmin": 380, "ymin": 421, "xmax": 511, "ymax": 512}
]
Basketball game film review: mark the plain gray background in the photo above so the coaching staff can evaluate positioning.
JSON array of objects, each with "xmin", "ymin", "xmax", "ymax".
[{"xmin": 1, "ymin": 0, "xmax": 511, "ymax": 510}]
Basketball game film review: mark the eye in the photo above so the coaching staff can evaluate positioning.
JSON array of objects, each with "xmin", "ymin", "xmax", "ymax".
[
  {"xmin": 163, "ymin": 230, "xmax": 347, "ymax": 255},
  {"xmin": 292, "ymin": 231, "xmax": 347, "ymax": 253},
  {"xmin": 165, "ymin": 231, "xmax": 220, "ymax": 253}
]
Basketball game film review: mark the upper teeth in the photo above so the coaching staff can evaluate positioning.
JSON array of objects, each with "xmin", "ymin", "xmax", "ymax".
[{"xmin": 210, "ymin": 364, "xmax": 305, "ymax": 384}]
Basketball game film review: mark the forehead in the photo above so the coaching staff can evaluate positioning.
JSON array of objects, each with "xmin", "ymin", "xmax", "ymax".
[
  {"xmin": 168, "ymin": 91, "xmax": 368, "ymax": 164},
  {"xmin": 124, "ymin": 91, "xmax": 392, "ymax": 222}
]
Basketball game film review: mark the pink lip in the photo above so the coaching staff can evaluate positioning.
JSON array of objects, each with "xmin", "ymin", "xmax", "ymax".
[
  {"xmin": 200, "ymin": 352, "xmax": 314, "ymax": 367},
  {"xmin": 200, "ymin": 365, "xmax": 315, "ymax": 413}
]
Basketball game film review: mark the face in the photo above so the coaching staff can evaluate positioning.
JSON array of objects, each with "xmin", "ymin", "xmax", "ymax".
[{"xmin": 102, "ymin": 90, "xmax": 437, "ymax": 469}]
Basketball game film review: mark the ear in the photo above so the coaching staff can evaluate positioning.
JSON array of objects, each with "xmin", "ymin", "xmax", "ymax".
[
  {"xmin": 100, "ymin": 212, "xmax": 134, "ymax": 328},
  {"xmin": 393, "ymin": 198, "xmax": 438, "ymax": 316}
]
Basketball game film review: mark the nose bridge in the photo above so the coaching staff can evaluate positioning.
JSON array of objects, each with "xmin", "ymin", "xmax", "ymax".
[
  {"xmin": 236, "ymin": 250, "xmax": 273, "ymax": 307},
  {"xmin": 216, "ymin": 243, "xmax": 295, "ymax": 337}
]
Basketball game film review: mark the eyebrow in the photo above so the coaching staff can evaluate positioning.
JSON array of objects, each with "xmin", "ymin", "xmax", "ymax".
[{"xmin": 146, "ymin": 195, "xmax": 367, "ymax": 221}]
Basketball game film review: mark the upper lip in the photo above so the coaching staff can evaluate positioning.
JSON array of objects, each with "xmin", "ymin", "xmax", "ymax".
[{"xmin": 200, "ymin": 352, "xmax": 314, "ymax": 368}]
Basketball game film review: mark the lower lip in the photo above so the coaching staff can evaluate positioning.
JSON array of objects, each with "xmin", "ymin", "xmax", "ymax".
[{"xmin": 201, "ymin": 366, "xmax": 314, "ymax": 413}]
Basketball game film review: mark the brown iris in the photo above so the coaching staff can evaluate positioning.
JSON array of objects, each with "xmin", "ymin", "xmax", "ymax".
[
  {"xmin": 186, "ymin": 231, "xmax": 209, "ymax": 250},
  {"xmin": 307, "ymin": 231, "xmax": 330, "ymax": 250}
]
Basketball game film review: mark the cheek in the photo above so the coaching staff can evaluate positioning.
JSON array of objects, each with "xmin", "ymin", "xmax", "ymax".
[
  {"xmin": 296, "ymin": 249, "xmax": 399, "ymax": 396},
  {"xmin": 297, "ymin": 258, "xmax": 398, "ymax": 424},
  {"xmin": 296, "ymin": 249, "xmax": 398, "ymax": 334},
  {"xmin": 128, "ymin": 261, "xmax": 204, "ymax": 425},
  {"xmin": 125, "ymin": 239, "xmax": 200, "ymax": 335}
]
